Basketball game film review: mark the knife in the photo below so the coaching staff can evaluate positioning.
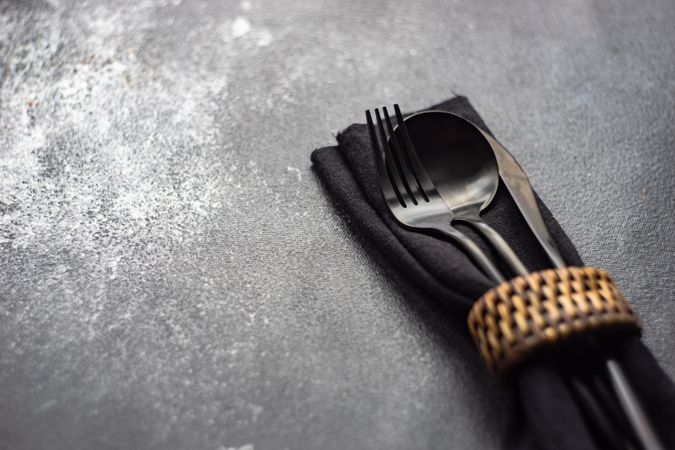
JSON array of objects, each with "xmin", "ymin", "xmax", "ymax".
[
  {"xmin": 477, "ymin": 130, "xmax": 567, "ymax": 268},
  {"xmin": 475, "ymin": 127, "xmax": 663, "ymax": 450}
]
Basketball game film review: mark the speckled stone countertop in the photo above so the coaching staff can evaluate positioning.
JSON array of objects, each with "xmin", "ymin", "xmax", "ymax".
[{"xmin": 1, "ymin": 1, "xmax": 674, "ymax": 449}]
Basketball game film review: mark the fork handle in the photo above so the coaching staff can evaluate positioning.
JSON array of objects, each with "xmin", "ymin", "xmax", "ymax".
[
  {"xmin": 437, "ymin": 226, "xmax": 506, "ymax": 284},
  {"xmin": 460, "ymin": 216, "xmax": 529, "ymax": 277},
  {"xmin": 463, "ymin": 217, "xmax": 662, "ymax": 449}
]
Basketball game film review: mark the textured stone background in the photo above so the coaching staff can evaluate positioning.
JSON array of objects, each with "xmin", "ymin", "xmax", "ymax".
[{"xmin": 0, "ymin": 0, "xmax": 674, "ymax": 449}]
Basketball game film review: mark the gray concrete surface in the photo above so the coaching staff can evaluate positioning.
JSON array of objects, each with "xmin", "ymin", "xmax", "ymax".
[{"xmin": 1, "ymin": 0, "xmax": 674, "ymax": 449}]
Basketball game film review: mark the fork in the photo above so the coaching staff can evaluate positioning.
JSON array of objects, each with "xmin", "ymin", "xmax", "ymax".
[
  {"xmin": 366, "ymin": 107, "xmax": 504, "ymax": 284},
  {"xmin": 367, "ymin": 105, "xmax": 638, "ymax": 449}
]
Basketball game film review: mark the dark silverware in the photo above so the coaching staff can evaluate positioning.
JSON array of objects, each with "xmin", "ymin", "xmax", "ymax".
[
  {"xmin": 468, "ymin": 115, "xmax": 662, "ymax": 450},
  {"xmin": 386, "ymin": 106, "xmax": 630, "ymax": 448},
  {"xmin": 478, "ymin": 131, "xmax": 566, "ymax": 266},
  {"xmin": 412, "ymin": 110, "xmax": 661, "ymax": 450},
  {"xmin": 365, "ymin": 108, "xmax": 503, "ymax": 284},
  {"xmin": 392, "ymin": 107, "xmax": 528, "ymax": 277},
  {"xmin": 367, "ymin": 103, "xmax": 661, "ymax": 449}
]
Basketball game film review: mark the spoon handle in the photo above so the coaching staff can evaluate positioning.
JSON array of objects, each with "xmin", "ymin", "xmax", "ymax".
[
  {"xmin": 478, "ymin": 130, "xmax": 567, "ymax": 268},
  {"xmin": 436, "ymin": 225, "xmax": 506, "ymax": 284},
  {"xmin": 466, "ymin": 125, "xmax": 661, "ymax": 448},
  {"xmin": 459, "ymin": 217, "xmax": 529, "ymax": 277},
  {"xmin": 460, "ymin": 216, "xmax": 659, "ymax": 447}
]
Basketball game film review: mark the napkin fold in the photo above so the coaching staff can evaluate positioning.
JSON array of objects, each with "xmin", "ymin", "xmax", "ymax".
[{"xmin": 310, "ymin": 96, "xmax": 675, "ymax": 449}]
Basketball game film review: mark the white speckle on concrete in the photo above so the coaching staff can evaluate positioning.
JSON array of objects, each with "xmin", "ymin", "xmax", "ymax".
[
  {"xmin": 219, "ymin": 445, "xmax": 254, "ymax": 450},
  {"xmin": 256, "ymin": 29, "xmax": 273, "ymax": 47},
  {"xmin": 240, "ymin": 1, "xmax": 252, "ymax": 11},
  {"xmin": 219, "ymin": 15, "xmax": 273, "ymax": 48},
  {"xmin": 231, "ymin": 17, "xmax": 252, "ymax": 38},
  {"xmin": 249, "ymin": 404, "xmax": 263, "ymax": 422},
  {"xmin": 37, "ymin": 399, "xmax": 58, "ymax": 412},
  {"xmin": 286, "ymin": 166, "xmax": 302, "ymax": 181}
]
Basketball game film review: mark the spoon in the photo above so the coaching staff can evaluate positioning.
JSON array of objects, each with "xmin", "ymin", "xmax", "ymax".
[
  {"xmin": 395, "ymin": 108, "xmax": 661, "ymax": 450},
  {"xmin": 395, "ymin": 110, "xmax": 528, "ymax": 277}
]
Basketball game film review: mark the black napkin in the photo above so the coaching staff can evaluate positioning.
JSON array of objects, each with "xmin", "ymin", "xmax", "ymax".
[{"xmin": 310, "ymin": 96, "xmax": 675, "ymax": 449}]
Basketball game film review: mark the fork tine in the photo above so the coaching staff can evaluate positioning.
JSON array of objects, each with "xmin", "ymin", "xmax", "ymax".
[
  {"xmin": 366, "ymin": 110, "xmax": 406, "ymax": 208},
  {"xmin": 382, "ymin": 107, "xmax": 418, "ymax": 205},
  {"xmin": 394, "ymin": 104, "xmax": 433, "ymax": 201},
  {"xmin": 375, "ymin": 108, "xmax": 410, "ymax": 207}
]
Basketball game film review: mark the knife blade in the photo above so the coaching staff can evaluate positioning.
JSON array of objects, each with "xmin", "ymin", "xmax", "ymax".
[
  {"xmin": 476, "ymin": 126, "xmax": 663, "ymax": 450},
  {"xmin": 476, "ymin": 130, "xmax": 567, "ymax": 269}
]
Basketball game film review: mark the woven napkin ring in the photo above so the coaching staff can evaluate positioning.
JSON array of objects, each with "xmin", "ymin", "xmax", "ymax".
[{"xmin": 467, "ymin": 266, "xmax": 641, "ymax": 379}]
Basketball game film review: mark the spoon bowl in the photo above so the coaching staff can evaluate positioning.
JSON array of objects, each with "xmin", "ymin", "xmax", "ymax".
[
  {"xmin": 394, "ymin": 110, "xmax": 529, "ymax": 276},
  {"xmin": 396, "ymin": 111, "xmax": 499, "ymax": 217},
  {"xmin": 392, "ymin": 108, "xmax": 658, "ymax": 448}
]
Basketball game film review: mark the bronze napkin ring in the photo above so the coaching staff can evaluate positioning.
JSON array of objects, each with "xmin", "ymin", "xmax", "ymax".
[{"xmin": 467, "ymin": 266, "xmax": 641, "ymax": 379}]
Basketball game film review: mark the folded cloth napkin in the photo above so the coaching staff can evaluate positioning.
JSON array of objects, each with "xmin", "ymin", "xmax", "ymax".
[{"xmin": 310, "ymin": 96, "xmax": 675, "ymax": 449}]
